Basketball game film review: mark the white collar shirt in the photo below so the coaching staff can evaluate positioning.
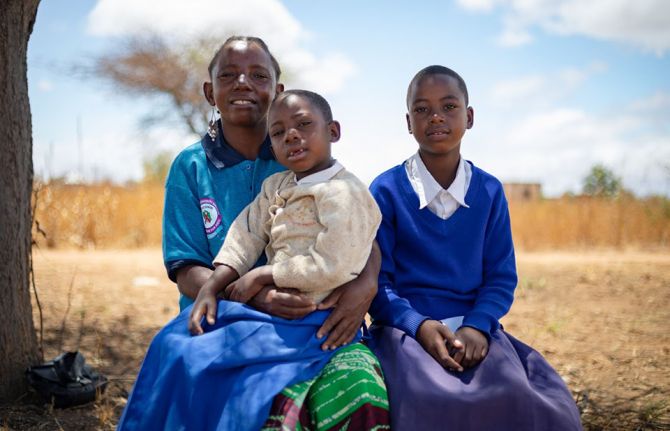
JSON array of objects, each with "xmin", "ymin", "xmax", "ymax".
[
  {"xmin": 295, "ymin": 160, "xmax": 344, "ymax": 185},
  {"xmin": 404, "ymin": 152, "xmax": 471, "ymax": 220}
]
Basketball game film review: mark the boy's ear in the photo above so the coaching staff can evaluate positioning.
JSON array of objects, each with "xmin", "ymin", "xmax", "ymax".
[
  {"xmin": 328, "ymin": 120, "xmax": 341, "ymax": 142},
  {"xmin": 203, "ymin": 82, "xmax": 215, "ymax": 107},
  {"xmin": 406, "ymin": 113, "xmax": 412, "ymax": 134},
  {"xmin": 466, "ymin": 107, "xmax": 474, "ymax": 129}
]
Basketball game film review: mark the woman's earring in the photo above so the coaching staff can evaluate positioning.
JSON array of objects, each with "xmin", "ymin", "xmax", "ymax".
[{"xmin": 207, "ymin": 107, "xmax": 218, "ymax": 141}]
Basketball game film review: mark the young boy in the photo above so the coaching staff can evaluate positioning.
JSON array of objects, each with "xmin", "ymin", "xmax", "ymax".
[
  {"xmin": 367, "ymin": 66, "xmax": 582, "ymax": 430},
  {"xmin": 189, "ymin": 89, "xmax": 382, "ymax": 333}
]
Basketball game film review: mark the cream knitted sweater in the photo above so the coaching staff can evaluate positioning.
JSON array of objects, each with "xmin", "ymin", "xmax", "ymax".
[{"xmin": 213, "ymin": 166, "xmax": 382, "ymax": 304}]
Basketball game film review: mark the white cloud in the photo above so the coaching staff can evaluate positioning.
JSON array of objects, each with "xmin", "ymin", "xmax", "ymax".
[
  {"xmin": 457, "ymin": 0, "xmax": 670, "ymax": 55},
  {"xmin": 489, "ymin": 62, "xmax": 607, "ymax": 106},
  {"xmin": 37, "ymin": 79, "xmax": 53, "ymax": 92},
  {"xmin": 466, "ymin": 93, "xmax": 669, "ymax": 196},
  {"xmin": 86, "ymin": 0, "xmax": 355, "ymax": 94}
]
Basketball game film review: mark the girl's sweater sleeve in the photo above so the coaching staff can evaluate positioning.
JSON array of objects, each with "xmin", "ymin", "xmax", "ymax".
[
  {"xmin": 369, "ymin": 182, "xmax": 429, "ymax": 338},
  {"xmin": 462, "ymin": 184, "xmax": 517, "ymax": 335}
]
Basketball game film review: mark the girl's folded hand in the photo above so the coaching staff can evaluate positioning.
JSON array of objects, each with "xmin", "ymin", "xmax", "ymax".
[{"xmin": 416, "ymin": 320, "xmax": 464, "ymax": 372}]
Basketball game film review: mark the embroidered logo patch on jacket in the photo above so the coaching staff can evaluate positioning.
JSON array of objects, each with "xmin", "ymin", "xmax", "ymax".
[{"xmin": 200, "ymin": 198, "xmax": 222, "ymax": 237}]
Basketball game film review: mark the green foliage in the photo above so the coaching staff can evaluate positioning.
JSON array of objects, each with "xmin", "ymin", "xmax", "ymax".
[{"xmin": 582, "ymin": 164, "xmax": 622, "ymax": 198}]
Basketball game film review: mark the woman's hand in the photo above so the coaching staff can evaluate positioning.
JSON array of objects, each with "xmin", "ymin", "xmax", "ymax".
[
  {"xmin": 416, "ymin": 320, "xmax": 464, "ymax": 372},
  {"xmin": 248, "ymin": 286, "xmax": 317, "ymax": 319},
  {"xmin": 315, "ymin": 242, "xmax": 382, "ymax": 351},
  {"xmin": 453, "ymin": 326, "xmax": 489, "ymax": 369},
  {"xmin": 316, "ymin": 277, "xmax": 376, "ymax": 350}
]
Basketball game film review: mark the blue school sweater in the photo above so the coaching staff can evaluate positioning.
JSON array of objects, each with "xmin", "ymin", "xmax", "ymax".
[{"xmin": 368, "ymin": 161, "xmax": 517, "ymax": 338}]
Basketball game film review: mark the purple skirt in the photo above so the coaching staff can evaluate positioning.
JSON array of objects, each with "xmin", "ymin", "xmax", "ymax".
[{"xmin": 368, "ymin": 326, "xmax": 582, "ymax": 431}]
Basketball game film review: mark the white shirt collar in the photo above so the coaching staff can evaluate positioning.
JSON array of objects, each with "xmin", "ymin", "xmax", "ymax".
[
  {"xmin": 409, "ymin": 152, "xmax": 470, "ymax": 209},
  {"xmin": 296, "ymin": 160, "xmax": 344, "ymax": 185}
]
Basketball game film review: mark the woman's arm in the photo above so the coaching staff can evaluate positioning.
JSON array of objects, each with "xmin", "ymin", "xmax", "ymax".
[
  {"xmin": 176, "ymin": 264, "xmax": 213, "ymax": 300},
  {"xmin": 315, "ymin": 241, "xmax": 381, "ymax": 350}
]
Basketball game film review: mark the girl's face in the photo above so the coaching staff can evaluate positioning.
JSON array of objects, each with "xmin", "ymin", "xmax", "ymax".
[
  {"xmin": 406, "ymin": 74, "xmax": 474, "ymax": 158},
  {"xmin": 204, "ymin": 41, "xmax": 279, "ymax": 128}
]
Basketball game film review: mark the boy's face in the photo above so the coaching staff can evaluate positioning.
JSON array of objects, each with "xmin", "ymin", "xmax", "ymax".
[
  {"xmin": 406, "ymin": 74, "xmax": 473, "ymax": 158},
  {"xmin": 204, "ymin": 41, "xmax": 280, "ymax": 128},
  {"xmin": 268, "ymin": 95, "xmax": 340, "ymax": 180}
]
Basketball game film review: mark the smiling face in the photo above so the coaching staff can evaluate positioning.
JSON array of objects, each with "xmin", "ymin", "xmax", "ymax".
[
  {"xmin": 268, "ymin": 93, "xmax": 340, "ymax": 180},
  {"xmin": 406, "ymin": 73, "xmax": 474, "ymax": 158},
  {"xmin": 204, "ymin": 40, "xmax": 279, "ymax": 128}
]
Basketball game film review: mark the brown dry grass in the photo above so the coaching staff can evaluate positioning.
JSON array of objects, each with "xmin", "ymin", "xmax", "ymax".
[
  {"xmin": 0, "ymin": 249, "xmax": 668, "ymax": 430},
  {"xmin": 32, "ymin": 182, "xmax": 670, "ymax": 251}
]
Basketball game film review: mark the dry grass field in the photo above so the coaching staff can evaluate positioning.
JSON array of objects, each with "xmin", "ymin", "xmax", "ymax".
[
  {"xmin": 1, "ymin": 249, "xmax": 668, "ymax": 430},
  {"xmin": 2, "ymin": 183, "xmax": 667, "ymax": 429}
]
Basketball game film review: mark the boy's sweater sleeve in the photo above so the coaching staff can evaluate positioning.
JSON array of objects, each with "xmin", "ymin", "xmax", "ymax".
[
  {"xmin": 212, "ymin": 176, "xmax": 274, "ymax": 276},
  {"xmin": 272, "ymin": 180, "xmax": 381, "ymax": 291},
  {"xmin": 369, "ymin": 183, "xmax": 429, "ymax": 338},
  {"xmin": 462, "ymin": 185, "xmax": 517, "ymax": 335}
]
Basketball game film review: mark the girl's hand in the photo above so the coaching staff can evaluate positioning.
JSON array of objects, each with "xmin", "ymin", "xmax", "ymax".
[
  {"xmin": 189, "ymin": 286, "xmax": 218, "ymax": 335},
  {"xmin": 416, "ymin": 320, "xmax": 465, "ymax": 372},
  {"xmin": 453, "ymin": 326, "xmax": 489, "ymax": 369}
]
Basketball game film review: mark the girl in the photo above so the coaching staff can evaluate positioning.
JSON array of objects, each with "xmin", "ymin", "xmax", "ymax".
[
  {"xmin": 121, "ymin": 37, "xmax": 389, "ymax": 430},
  {"xmin": 368, "ymin": 65, "xmax": 583, "ymax": 430}
]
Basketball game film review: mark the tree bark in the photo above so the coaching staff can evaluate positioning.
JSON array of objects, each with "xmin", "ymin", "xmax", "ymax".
[{"xmin": 0, "ymin": 0, "xmax": 41, "ymax": 402}]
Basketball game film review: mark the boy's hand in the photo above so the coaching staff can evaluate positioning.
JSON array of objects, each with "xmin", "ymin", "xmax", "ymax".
[
  {"xmin": 453, "ymin": 326, "xmax": 489, "ymax": 369},
  {"xmin": 223, "ymin": 267, "xmax": 265, "ymax": 304},
  {"xmin": 189, "ymin": 286, "xmax": 218, "ymax": 335},
  {"xmin": 249, "ymin": 286, "xmax": 317, "ymax": 319},
  {"xmin": 416, "ymin": 320, "xmax": 464, "ymax": 372}
]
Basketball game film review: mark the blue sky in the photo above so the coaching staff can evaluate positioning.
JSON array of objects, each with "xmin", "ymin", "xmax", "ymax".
[{"xmin": 28, "ymin": 0, "xmax": 670, "ymax": 196}]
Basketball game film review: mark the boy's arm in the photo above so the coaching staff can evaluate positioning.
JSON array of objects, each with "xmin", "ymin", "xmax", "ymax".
[
  {"xmin": 213, "ymin": 177, "xmax": 274, "ymax": 276},
  {"xmin": 271, "ymin": 182, "xmax": 382, "ymax": 292},
  {"xmin": 461, "ymin": 187, "xmax": 517, "ymax": 336},
  {"xmin": 188, "ymin": 264, "xmax": 239, "ymax": 334},
  {"xmin": 368, "ymin": 185, "xmax": 430, "ymax": 338}
]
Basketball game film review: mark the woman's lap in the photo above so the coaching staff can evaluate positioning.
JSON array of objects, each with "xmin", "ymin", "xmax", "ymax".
[
  {"xmin": 368, "ymin": 325, "xmax": 582, "ymax": 431},
  {"xmin": 263, "ymin": 343, "xmax": 390, "ymax": 431}
]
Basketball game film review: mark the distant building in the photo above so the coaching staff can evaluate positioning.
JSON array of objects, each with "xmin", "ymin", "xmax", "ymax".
[{"xmin": 503, "ymin": 183, "xmax": 542, "ymax": 201}]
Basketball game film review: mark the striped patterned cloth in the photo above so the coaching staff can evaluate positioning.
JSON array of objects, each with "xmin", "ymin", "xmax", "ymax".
[{"xmin": 262, "ymin": 343, "xmax": 390, "ymax": 430}]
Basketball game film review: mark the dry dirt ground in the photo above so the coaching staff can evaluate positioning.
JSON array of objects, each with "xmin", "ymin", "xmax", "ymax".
[{"xmin": 1, "ymin": 249, "xmax": 669, "ymax": 430}]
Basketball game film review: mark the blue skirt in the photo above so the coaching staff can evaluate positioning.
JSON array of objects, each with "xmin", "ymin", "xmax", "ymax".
[
  {"xmin": 118, "ymin": 301, "xmax": 352, "ymax": 431},
  {"xmin": 368, "ymin": 326, "xmax": 582, "ymax": 431}
]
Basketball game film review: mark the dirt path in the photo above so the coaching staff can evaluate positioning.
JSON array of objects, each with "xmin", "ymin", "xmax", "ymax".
[{"xmin": 1, "ymin": 249, "xmax": 668, "ymax": 430}]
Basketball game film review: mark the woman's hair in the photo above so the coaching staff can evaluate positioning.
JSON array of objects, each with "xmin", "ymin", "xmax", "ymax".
[{"xmin": 207, "ymin": 36, "xmax": 281, "ymax": 80}]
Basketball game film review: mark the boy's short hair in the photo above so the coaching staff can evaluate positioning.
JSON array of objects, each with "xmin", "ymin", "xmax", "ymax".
[
  {"xmin": 272, "ymin": 89, "xmax": 333, "ymax": 123},
  {"xmin": 407, "ymin": 65, "xmax": 469, "ymax": 107},
  {"xmin": 208, "ymin": 36, "xmax": 281, "ymax": 80}
]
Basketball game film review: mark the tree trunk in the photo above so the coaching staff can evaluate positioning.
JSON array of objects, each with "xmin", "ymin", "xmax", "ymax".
[{"xmin": 0, "ymin": 0, "xmax": 41, "ymax": 402}]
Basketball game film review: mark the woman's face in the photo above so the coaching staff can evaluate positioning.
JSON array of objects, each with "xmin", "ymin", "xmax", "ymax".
[{"xmin": 205, "ymin": 41, "xmax": 278, "ymax": 128}]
